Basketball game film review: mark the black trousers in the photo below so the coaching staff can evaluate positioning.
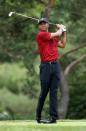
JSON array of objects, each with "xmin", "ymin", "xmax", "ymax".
[{"xmin": 36, "ymin": 61, "xmax": 61, "ymax": 120}]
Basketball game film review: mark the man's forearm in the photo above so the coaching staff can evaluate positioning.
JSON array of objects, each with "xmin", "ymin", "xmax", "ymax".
[
  {"xmin": 58, "ymin": 32, "xmax": 66, "ymax": 48},
  {"xmin": 50, "ymin": 28, "xmax": 63, "ymax": 39},
  {"xmin": 62, "ymin": 32, "xmax": 66, "ymax": 45},
  {"xmin": 50, "ymin": 24, "xmax": 66, "ymax": 39}
]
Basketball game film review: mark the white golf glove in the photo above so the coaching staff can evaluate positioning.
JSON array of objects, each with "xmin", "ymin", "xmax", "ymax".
[
  {"xmin": 56, "ymin": 24, "xmax": 67, "ymax": 32},
  {"xmin": 60, "ymin": 24, "xmax": 66, "ymax": 32},
  {"xmin": 61, "ymin": 25, "xmax": 66, "ymax": 32}
]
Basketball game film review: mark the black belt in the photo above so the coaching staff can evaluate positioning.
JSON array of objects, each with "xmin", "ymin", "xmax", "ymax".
[{"xmin": 41, "ymin": 60, "xmax": 57, "ymax": 64}]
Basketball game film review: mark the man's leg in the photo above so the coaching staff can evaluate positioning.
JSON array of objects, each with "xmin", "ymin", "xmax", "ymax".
[
  {"xmin": 36, "ymin": 63, "xmax": 50, "ymax": 122},
  {"xmin": 36, "ymin": 81, "xmax": 49, "ymax": 121},
  {"xmin": 49, "ymin": 62, "xmax": 61, "ymax": 121},
  {"xmin": 49, "ymin": 76, "xmax": 58, "ymax": 120}
]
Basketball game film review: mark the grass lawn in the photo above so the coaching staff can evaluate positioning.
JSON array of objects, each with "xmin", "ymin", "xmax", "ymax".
[{"xmin": 0, "ymin": 120, "xmax": 86, "ymax": 131}]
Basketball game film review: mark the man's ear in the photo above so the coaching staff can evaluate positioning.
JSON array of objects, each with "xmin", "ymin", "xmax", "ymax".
[{"xmin": 47, "ymin": 23, "xmax": 49, "ymax": 28}]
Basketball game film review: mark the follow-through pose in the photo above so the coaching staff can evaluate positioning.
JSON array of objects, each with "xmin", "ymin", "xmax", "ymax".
[{"xmin": 36, "ymin": 18, "xmax": 66, "ymax": 124}]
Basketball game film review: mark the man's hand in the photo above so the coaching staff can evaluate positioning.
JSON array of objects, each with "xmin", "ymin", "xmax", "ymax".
[
  {"xmin": 50, "ymin": 24, "xmax": 67, "ymax": 38},
  {"xmin": 56, "ymin": 24, "xmax": 66, "ymax": 32}
]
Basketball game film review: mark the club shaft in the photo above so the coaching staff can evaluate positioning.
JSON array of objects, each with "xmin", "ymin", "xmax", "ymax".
[
  {"xmin": 15, "ymin": 12, "xmax": 38, "ymax": 21},
  {"xmin": 14, "ymin": 12, "xmax": 56, "ymax": 26}
]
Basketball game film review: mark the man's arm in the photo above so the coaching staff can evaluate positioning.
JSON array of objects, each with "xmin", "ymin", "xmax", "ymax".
[
  {"xmin": 58, "ymin": 32, "xmax": 66, "ymax": 48},
  {"xmin": 50, "ymin": 24, "xmax": 66, "ymax": 39}
]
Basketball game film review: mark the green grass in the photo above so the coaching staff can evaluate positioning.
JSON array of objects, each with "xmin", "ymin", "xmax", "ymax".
[{"xmin": 0, "ymin": 120, "xmax": 86, "ymax": 131}]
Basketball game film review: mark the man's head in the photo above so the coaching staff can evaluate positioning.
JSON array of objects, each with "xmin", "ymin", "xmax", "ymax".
[{"xmin": 38, "ymin": 18, "xmax": 49, "ymax": 31}]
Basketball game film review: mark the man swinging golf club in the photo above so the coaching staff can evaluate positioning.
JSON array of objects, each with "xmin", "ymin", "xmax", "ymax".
[{"xmin": 36, "ymin": 18, "xmax": 67, "ymax": 124}]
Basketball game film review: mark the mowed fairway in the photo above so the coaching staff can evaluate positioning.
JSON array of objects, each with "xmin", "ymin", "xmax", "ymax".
[{"xmin": 0, "ymin": 120, "xmax": 86, "ymax": 131}]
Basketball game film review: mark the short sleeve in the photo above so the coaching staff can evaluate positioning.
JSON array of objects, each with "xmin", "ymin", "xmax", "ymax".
[{"xmin": 39, "ymin": 32, "xmax": 51, "ymax": 41}]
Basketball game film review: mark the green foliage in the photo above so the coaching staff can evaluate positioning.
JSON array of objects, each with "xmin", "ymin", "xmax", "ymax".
[
  {"xmin": 67, "ymin": 85, "xmax": 86, "ymax": 119},
  {"xmin": 0, "ymin": 62, "xmax": 28, "ymax": 93},
  {"xmin": 67, "ymin": 61, "xmax": 86, "ymax": 119},
  {"xmin": 0, "ymin": 88, "xmax": 37, "ymax": 120}
]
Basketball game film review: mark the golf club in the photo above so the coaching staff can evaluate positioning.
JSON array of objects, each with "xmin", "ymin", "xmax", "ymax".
[{"xmin": 8, "ymin": 11, "xmax": 56, "ymax": 26}]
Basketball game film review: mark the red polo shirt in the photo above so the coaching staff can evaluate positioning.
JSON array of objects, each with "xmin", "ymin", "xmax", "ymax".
[{"xmin": 36, "ymin": 31, "xmax": 59, "ymax": 62}]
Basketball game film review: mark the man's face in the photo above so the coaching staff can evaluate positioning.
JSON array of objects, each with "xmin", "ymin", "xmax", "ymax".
[{"xmin": 39, "ymin": 22, "xmax": 49, "ymax": 31}]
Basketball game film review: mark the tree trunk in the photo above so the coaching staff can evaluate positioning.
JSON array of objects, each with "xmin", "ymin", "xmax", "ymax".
[
  {"xmin": 43, "ymin": 0, "xmax": 55, "ymax": 19},
  {"xmin": 60, "ymin": 44, "xmax": 86, "ymax": 59},
  {"xmin": 58, "ymin": 70, "xmax": 69, "ymax": 119},
  {"xmin": 64, "ymin": 54, "xmax": 86, "ymax": 77}
]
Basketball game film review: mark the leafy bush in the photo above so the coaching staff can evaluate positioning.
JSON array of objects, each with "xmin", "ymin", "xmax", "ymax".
[
  {"xmin": 0, "ymin": 62, "xmax": 40, "ymax": 119},
  {"xmin": 67, "ymin": 63, "xmax": 86, "ymax": 119},
  {"xmin": 0, "ymin": 62, "xmax": 28, "ymax": 93},
  {"xmin": 67, "ymin": 85, "xmax": 86, "ymax": 119},
  {"xmin": 0, "ymin": 88, "xmax": 37, "ymax": 120}
]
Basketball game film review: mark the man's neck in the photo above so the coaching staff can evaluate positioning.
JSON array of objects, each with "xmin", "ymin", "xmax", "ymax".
[{"xmin": 40, "ymin": 29, "xmax": 48, "ymax": 32}]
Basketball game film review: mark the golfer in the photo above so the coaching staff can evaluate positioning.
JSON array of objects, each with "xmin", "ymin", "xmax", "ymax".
[{"xmin": 36, "ymin": 18, "xmax": 66, "ymax": 123}]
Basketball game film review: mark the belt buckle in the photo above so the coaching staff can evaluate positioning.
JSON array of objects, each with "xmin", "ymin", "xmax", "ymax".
[{"xmin": 49, "ymin": 61, "xmax": 52, "ymax": 64}]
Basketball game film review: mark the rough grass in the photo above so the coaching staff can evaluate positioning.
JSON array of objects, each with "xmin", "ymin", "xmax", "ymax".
[{"xmin": 0, "ymin": 120, "xmax": 86, "ymax": 131}]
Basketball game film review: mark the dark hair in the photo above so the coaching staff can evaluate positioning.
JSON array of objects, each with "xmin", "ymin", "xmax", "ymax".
[{"xmin": 38, "ymin": 18, "xmax": 48, "ymax": 24}]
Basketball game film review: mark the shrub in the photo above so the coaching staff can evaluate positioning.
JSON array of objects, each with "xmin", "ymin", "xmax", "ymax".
[
  {"xmin": 0, "ymin": 88, "xmax": 37, "ymax": 120},
  {"xmin": 0, "ymin": 62, "xmax": 28, "ymax": 94}
]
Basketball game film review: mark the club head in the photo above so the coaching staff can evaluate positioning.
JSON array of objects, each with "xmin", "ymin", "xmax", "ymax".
[{"xmin": 9, "ymin": 12, "xmax": 15, "ymax": 17}]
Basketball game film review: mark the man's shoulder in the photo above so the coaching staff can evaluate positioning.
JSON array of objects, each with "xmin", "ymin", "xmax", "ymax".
[
  {"xmin": 36, "ymin": 32, "xmax": 42, "ymax": 40},
  {"xmin": 38, "ymin": 31, "xmax": 50, "ymax": 35},
  {"xmin": 36, "ymin": 31, "xmax": 51, "ymax": 41},
  {"xmin": 37, "ymin": 31, "xmax": 50, "ymax": 37},
  {"xmin": 36, "ymin": 31, "xmax": 44, "ymax": 39}
]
